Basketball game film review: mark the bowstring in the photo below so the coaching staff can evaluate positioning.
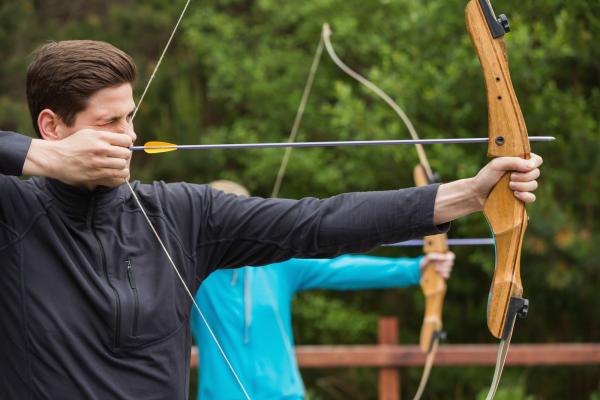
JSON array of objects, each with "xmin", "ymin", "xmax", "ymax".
[
  {"xmin": 273, "ymin": 23, "xmax": 436, "ymax": 195},
  {"xmin": 320, "ymin": 23, "xmax": 434, "ymax": 182},
  {"xmin": 322, "ymin": 23, "xmax": 449, "ymax": 399},
  {"xmin": 412, "ymin": 337, "xmax": 440, "ymax": 400},
  {"xmin": 125, "ymin": 0, "xmax": 251, "ymax": 398},
  {"xmin": 271, "ymin": 37, "xmax": 325, "ymax": 198}
]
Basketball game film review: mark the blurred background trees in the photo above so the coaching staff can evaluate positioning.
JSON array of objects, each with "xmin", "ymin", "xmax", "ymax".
[{"xmin": 1, "ymin": 0, "xmax": 598, "ymax": 398}]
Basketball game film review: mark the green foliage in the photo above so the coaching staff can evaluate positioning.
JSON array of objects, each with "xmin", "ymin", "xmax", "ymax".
[
  {"xmin": 477, "ymin": 386, "xmax": 534, "ymax": 400},
  {"xmin": 1, "ymin": 0, "xmax": 599, "ymax": 398},
  {"xmin": 293, "ymin": 293, "xmax": 379, "ymax": 344}
]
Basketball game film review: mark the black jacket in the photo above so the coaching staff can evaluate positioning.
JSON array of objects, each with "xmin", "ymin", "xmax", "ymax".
[{"xmin": 0, "ymin": 131, "xmax": 447, "ymax": 399}]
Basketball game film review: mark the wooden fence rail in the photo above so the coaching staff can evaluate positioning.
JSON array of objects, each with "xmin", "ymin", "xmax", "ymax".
[
  {"xmin": 189, "ymin": 317, "xmax": 600, "ymax": 399},
  {"xmin": 294, "ymin": 343, "xmax": 600, "ymax": 367}
]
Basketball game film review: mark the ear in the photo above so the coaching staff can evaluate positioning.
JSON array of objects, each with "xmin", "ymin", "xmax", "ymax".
[{"xmin": 37, "ymin": 109, "xmax": 67, "ymax": 141}]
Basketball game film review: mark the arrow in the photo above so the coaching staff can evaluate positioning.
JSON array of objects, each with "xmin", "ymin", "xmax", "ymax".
[
  {"xmin": 132, "ymin": 137, "xmax": 555, "ymax": 154},
  {"xmin": 384, "ymin": 238, "xmax": 495, "ymax": 247}
]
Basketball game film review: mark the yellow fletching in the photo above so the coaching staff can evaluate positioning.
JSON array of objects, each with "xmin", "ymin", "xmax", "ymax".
[{"xmin": 143, "ymin": 141, "xmax": 178, "ymax": 154}]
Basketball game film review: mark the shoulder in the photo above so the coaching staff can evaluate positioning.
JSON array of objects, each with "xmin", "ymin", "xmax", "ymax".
[
  {"xmin": 0, "ymin": 177, "xmax": 49, "ymax": 248},
  {"xmin": 125, "ymin": 180, "xmax": 213, "ymax": 213},
  {"xmin": 0, "ymin": 176, "xmax": 49, "ymax": 210}
]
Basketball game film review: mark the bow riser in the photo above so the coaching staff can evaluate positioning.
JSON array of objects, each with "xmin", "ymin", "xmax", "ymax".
[
  {"xmin": 465, "ymin": 0, "xmax": 531, "ymax": 340},
  {"xmin": 414, "ymin": 165, "xmax": 448, "ymax": 352}
]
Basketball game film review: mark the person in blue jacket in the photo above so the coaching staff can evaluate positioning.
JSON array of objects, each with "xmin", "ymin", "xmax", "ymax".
[{"xmin": 191, "ymin": 180, "xmax": 455, "ymax": 400}]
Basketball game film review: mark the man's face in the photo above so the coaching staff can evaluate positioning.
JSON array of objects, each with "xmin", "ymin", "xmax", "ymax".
[
  {"xmin": 64, "ymin": 83, "xmax": 137, "ymax": 142},
  {"xmin": 47, "ymin": 83, "xmax": 137, "ymax": 188}
]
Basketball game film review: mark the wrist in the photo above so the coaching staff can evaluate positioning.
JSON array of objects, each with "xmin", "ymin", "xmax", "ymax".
[
  {"xmin": 23, "ymin": 139, "xmax": 50, "ymax": 176},
  {"xmin": 24, "ymin": 139, "xmax": 57, "ymax": 178},
  {"xmin": 464, "ymin": 176, "xmax": 485, "ymax": 211},
  {"xmin": 418, "ymin": 256, "xmax": 426, "ymax": 273},
  {"xmin": 434, "ymin": 178, "xmax": 482, "ymax": 225}
]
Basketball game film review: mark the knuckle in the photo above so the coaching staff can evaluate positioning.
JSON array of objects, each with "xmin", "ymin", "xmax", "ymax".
[
  {"xmin": 96, "ymin": 131, "xmax": 109, "ymax": 142},
  {"xmin": 91, "ymin": 156, "xmax": 103, "ymax": 167},
  {"xmin": 95, "ymin": 143, "xmax": 110, "ymax": 155}
]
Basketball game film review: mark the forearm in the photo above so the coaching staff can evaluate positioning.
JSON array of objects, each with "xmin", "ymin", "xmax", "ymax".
[
  {"xmin": 434, "ymin": 178, "xmax": 481, "ymax": 225},
  {"xmin": 291, "ymin": 255, "xmax": 422, "ymax": 292},
  {"xmin": 0, "ymin": 131, "xmax": 32, "ymax": 176},
  {"xmin": 0, "ymin": 131, "xmax": 61, "ymax": 179}
]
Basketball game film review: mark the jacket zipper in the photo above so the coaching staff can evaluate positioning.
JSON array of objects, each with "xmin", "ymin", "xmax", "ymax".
[
  {"xmin": 126, "ymin": 260, "xmax": 139, "ymax": 337},
  {"xmin": 88, "ymin": 195, "xmax": 122, "ymax": 348}
]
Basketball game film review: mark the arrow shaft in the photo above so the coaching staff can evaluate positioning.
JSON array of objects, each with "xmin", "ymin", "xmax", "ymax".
[
  {"xmin": 384, "ymin": 238, "xmax": 495, "ymax": 247},
  {"xmin": 131, "ymin": 136, "xmax": 554, "ymax": 151}
]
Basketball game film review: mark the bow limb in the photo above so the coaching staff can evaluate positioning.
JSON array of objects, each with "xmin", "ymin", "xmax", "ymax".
[
  {"xmin": 321, "ymin": 24, "xmax": 434, "ymax": 181},
  {"xmin": 465, "ymin": 0, "xmax": 530, "ymax": 341},
  {"xmin": 322, "ymin": 25, "xmax": 449, "ymax": 351}
]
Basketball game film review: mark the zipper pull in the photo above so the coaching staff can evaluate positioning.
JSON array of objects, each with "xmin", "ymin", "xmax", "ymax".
[{"xmin": 126, "ymin": 260, "xmax": 136, "ymax": 289}]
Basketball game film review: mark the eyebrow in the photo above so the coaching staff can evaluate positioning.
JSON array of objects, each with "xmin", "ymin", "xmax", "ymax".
[{"xmin": 98, "ymin": 107, "xmax": 136, "ymax": 123}]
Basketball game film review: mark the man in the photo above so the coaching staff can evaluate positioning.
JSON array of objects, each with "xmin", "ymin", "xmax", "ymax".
[
  {"xmin": 192, "ymin": 180, "xmax": 455, "ymax": 400},
  {"xmin": 0, "ymin": 40, "xmax": 541, "ymax": 399}
]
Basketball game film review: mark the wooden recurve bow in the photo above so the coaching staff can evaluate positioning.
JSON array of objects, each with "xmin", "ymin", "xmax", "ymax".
[
  {"xmin": 465, "ymin": 1, "xmax": 531, "ymax": 398},
  {"xmin": 412, "ymin": 164, "xmax": 449, "ymax": 400}
]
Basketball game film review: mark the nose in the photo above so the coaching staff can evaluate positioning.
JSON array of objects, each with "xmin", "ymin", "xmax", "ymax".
[{"xmin": 125, "ymin": 121, "xmax": 137, "ymax": 143}]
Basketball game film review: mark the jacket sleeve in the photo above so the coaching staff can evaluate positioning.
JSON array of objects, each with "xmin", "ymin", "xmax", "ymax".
[
  {"xmin": 0, "ymin": 132, "xmax": 36, "ymax": 250},
  {"xmin": 181, "ymin": 183, "xmax": 448, "ymax": 276},
  {"xmin": 0, "ymin": 131, "xmax": 32, "ymax": 176},
  {"xmin": 280, "ymin": 255, "xmax": 422, "ymax": 293}
]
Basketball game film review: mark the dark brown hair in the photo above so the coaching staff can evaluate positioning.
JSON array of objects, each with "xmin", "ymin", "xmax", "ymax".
[{"xmin": 26, "ymin": 40, "xmax": 136, "ymax": 136}]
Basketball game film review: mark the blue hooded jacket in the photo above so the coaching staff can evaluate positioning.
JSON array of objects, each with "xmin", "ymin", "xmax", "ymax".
[{"xmin": 191, "ymin": 254, "xmax": 422, "ymax": 399}]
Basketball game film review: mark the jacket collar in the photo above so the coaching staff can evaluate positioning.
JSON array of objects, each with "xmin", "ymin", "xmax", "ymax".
[{"xmin": 37, "ymin": 177, "xmax": 127, "ymax": 217}]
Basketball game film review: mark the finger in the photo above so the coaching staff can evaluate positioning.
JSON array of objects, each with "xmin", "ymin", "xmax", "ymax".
[
  {"xmin": 111, "ymin": 168, "xmax": 130, "ymax": 181},
  {"xmin": 434, "ymin": 261, "xmax": 452, "ymax": 270},
  {"xmin": 425, "ymin": 253, "xmax": 445, "ymax": 262},
  {"xmin": 529, "ymin": 153, "xmax": 544, "ymax": 167},
  {"xmin": 426, "ymin": 252, "xmax": 455, "ymax": 261},
  {"xmin": 105, "ymin": 146, "xmax": 133, "ymax": 160},
  {"xmin": 100, "ymin": 131, "xmax": 134, "ymax": 148},
  {"xmin": 510, "ymin": 168, "xmax": 540, "ymax": 182},
  {"xmin": 509, "ymin": 180, "xmax": 538, "ymax": 192},
  {"xmin": 434, "ymin": 265, "xmax": 451, "ymax": 279},
  {"xmin": 91, "ymin": 167, "xmax": 129, "ymax": 179},
  {"xmin": 94, "ymin": 157, "xmax": 129, "ymax": 170},
  {"xmin": 514, "ymin": 191, "xmax": 536, "ymax": 203},
  {"xmin": 492, "ymin": 155, "xmax": 542, "ymax": 174}
]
